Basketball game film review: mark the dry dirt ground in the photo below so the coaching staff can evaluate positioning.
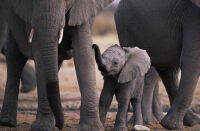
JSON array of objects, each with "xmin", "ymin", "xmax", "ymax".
[{"xmin": 1, "ymin": 13, "xmax": 200, "ymax": 130}]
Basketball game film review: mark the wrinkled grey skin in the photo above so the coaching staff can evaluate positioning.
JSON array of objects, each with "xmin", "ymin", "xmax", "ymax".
[
  {"xmin": 93, "ymin": 44, "xmax": 150, "ymax": 131},
  {"xmin": 129, "ymin": 66, "xmax": 164, "ymax": 125},
  {"xmin": 0, "ymin": 22, "xmax": 36, "ymax": 93},
  {"xmin": 115, "ymin": 0, "xmax": 200, "ymax": 129},
  {"xmin": 0, "ymin": 0, "xmax": 113, "ymax": 130}
]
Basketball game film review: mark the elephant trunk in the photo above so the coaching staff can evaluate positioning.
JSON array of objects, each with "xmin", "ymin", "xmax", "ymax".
[
  {"xmin": 92, "ymin": 44, "xmax": 108, "ymax": 74},
  {"xmin": 39, "ymin": 32, "xmax": 64, "ymax": 130},
  {"xmin": 31, "ymin": 0, "xmax": 67, "ymax": 129},
  {"xmin": 34, "ymin": 29, "xmax": 64, "ymax": 130}
]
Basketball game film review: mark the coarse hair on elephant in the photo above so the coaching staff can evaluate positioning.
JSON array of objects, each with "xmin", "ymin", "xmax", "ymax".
[
  {"xmin": 0, "ymin": 0, "xmax": 113, "ymax": 130},
  {"xmin": 92, "ymin": 44, "xmax": 151, "ymax": 131},
  {"xmin": 115, "ymin": 0, "xmax": 200, "ymax": 129}
]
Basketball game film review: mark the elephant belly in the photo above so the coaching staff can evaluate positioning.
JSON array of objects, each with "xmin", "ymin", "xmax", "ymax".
[{"xmin": 118, "ymin": 0, "xmax": 187, "ymax": 67}]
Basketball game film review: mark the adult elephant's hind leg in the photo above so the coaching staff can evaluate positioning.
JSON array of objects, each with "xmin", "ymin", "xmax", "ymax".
[
  {"xmin": 0, "ymin": 34, "xmax": 27, "ymax": 127},
  {"xmin": 71, "ymin": 23, "xmax": 103, "ymax": 131},
  {"xmin": 161, "ymin": 12, "xmax": 200, "ymax": 129},
  {"xmin": 156, "ymin": 67, "xmax": 179, "ymax": 106},
  {"xmin": 183, "ymin": 108, "xmax": 200, "ymax": 127},
  {"xmin": 161, "ymin": 66, "xmax": 199, "ymax": 129}
]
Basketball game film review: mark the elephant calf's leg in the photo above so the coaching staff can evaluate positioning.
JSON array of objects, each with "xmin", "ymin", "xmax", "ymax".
[
  {"xmin": 142, "ymin": 67, "xmax": 158, "ymax": 125},
  {"xmin": 0, "ymin": 35, "xmax": 27, "ymax": 127},
  {"xmin": 152, "ymin": 83, "xmax": 164, "ymax": 122},
  {"xmin": 115, "ymin": 88, "xmax": 130, "ymax": 131},
  {"xmin": 99, "ymin": 76, "xmax": 116, "ymax": 125},
  {"xmin": 132, "ymin": 97, "xmax": 143, "ymax": 125}
]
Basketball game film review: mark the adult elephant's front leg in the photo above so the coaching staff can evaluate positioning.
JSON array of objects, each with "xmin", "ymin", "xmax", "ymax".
[{"xmin": 71, "ymin": 23, "xmax": 103, "ymax": 131}]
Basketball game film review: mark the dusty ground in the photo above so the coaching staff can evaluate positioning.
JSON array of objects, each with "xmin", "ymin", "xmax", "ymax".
[
  {"xmin": 1, "ymin": 13, "xmax": 200, "ymax": 130},
  {"xmin": 0, "ymin": 112, "xmax": 200, "ymax": 131}
]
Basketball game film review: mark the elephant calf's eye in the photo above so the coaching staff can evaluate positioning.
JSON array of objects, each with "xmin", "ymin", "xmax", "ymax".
[{"xmin": 113, "ymin": 61, "xmax": 119, "ymax": 66}]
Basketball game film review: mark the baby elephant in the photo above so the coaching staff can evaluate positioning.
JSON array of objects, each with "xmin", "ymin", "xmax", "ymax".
[{"xmin": 92, "ymin": 44, "xmax": 151, "ymax": 131}]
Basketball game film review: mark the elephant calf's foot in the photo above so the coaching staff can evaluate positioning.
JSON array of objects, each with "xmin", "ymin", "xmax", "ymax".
[
  {"xmin": 78, "ymin": 118, "xmax": 104, "ymax": 131},
  {"xmin": 133, "ymin": 125, "xmax": 150, "ymax": 131},
  {"xmin": 160, "ymin": 113, "xmax": 183, "ymax": 130},
  {"xmin": 31, "ymin": 113, "xmax": 56, "ymax": 131},
  {"xmin": 114, "ymin": 126, "xmax": 128, "ymax": 131},
  {"xmin": 183, "ymin": 109, "xmax": 200, "ymax": 127},
  {"xmin": 0, "ymin": 115, "xmax": 16, "ymax": 127},
  {"xmin": 153, "ymin": 113, "xmax": 164, "ymax": 123},
  {"xmin": 142, "ymin": 113, "xmax": 155, "ymax": 125}
]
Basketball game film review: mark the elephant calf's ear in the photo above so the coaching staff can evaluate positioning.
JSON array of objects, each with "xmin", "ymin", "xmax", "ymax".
[
  {"xmin": 118, "ymin": 47, "xmax": 151, "ymax": 84},
  {"xmin": 68, "ymin": 0, "xmax": 114, "ymax": 26}
]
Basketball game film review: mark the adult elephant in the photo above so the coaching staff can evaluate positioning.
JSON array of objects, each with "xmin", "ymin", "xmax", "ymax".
[
  {"xmin": 0, "ymin": 0, "xmax": 113, "ymax": 130},
  {"xmin": 115, "ymin": 0, "xmax": 200, "ymax": 130}
]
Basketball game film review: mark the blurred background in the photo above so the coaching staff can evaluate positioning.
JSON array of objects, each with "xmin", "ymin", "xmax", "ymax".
[{"xmin": 0, "ymin": 1, "xmax": 200, "ymax": 130}]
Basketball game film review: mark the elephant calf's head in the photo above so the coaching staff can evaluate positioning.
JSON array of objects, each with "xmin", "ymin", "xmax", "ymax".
[{"xmin": 93, "ymin": 44, "xmax": 151, "ymax": 83}]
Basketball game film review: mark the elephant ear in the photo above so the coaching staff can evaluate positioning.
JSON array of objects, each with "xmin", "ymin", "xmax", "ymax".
[
  {"xmin": 68, "ymin": 0, "xmax": 114, "ymax": 26},
  {"xmin": 191, "ymin": 0, "xmax": 200, "ymax": 7},
  {"xmin": 118, "ymin": 47, "xmax": 151, "ymax": 84}
]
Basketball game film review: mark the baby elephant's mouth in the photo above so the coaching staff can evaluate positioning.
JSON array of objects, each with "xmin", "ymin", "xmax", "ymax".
[{"xmin": 102, "ymin": 70, "xmax": 117, "ymax": 77}]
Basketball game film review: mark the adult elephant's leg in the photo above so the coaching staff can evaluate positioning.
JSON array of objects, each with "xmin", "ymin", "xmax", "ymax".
[
  {"xmin": 0, "ymin": 33, "xmax": 27, "ymax": 127},
  {"xmin": 161, "ymin": 11, "xmax": 200, "ymax": 129},
  {"xmin": 20, "ymin": 62, "xmax": 36, "ymax": 93},
  {"xmin": 161, "ymin": 67, "xmax": 199, "ymax": 129},
  {"xmin": 156, "ymin": 67, "xmax": 179, "ymax": 105},
  {"xmin": 152, "ymin": 82, "xmax": 164, "ymax": 122},
  {"xmin": 155, "ymin": 67, "xmax": 180, "ymax": 122},
  {"xmin": 99, "ymin": 76, "xmax": 116, "ymax": 126},
  {"xmin": 141, "ymin": 67, "xmax": 158, "ymax": 125},
  {"xmin": 183, "ymin": 108, "xmax": 200, "ymax": 126},
  {"xmin": 71, "ymin": 23, "xmax": 103, "ymax": 130}
]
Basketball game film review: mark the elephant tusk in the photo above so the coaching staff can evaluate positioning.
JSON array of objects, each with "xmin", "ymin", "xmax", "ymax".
[
  {"xmin": 29, "ymin": 28, "xmax": 34, "ymax": 43},
  {"xmin": 58, "ymin": 28, "xmax": 64, "ymax": 44}
]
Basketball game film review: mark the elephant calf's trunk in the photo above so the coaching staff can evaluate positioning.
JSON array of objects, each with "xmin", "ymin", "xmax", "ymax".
[
  {"xmin": 46, "ymin": 82, "xmax": 64, "ymax": 130},
  {"xmin": 92, "ymin": 44, "xmax": 107, "ymax": 73}
]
